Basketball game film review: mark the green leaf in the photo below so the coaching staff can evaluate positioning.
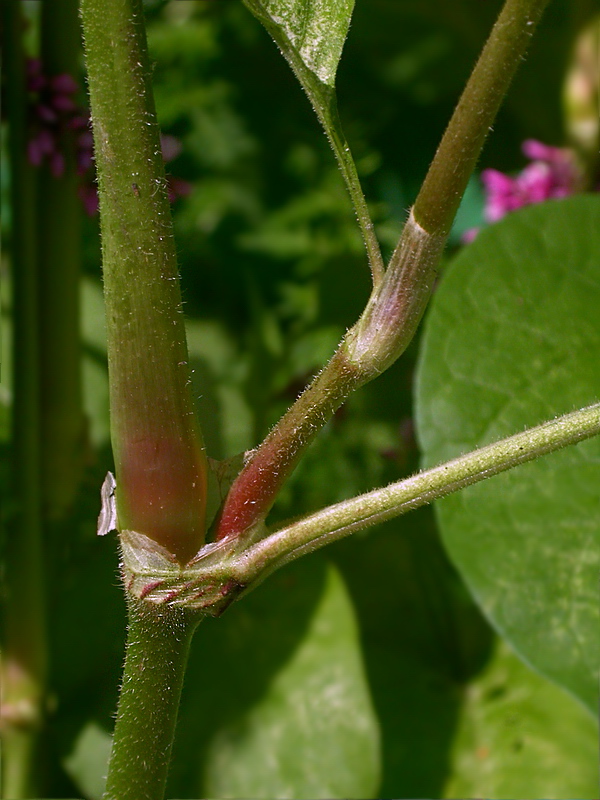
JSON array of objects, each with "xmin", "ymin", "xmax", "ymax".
[
  {"xmin": 63, "ymin": 721, "xmax": 113, "ymax": 800},
  {"xmin": 335, "ymin": 509, "xmax": 598, "ymax": 797},
  {"xmin": 167, "ymin": 557, "xmax": 380, "ymax": 798},
  {"xmin": 242, "ymin": 0, "xmax": 354, "ymax": 89},
  {"xmin": 415, "ymin": 195, "xmax": 600, "ymax": 713},
  {"xmin": 444, "ymin": 638, "xmax": 599, "ymax": 798}
]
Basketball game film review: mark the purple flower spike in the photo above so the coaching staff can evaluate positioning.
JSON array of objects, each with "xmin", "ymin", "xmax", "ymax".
[
  {"xmin": 27, "ymin": 129, "xmax": 56, "ymax": 166},
  {"xmin": 50, "ymin": 150, "xmax": 66, "ymax": 178},
  {"xmin": 68, "ymin": 115, "xmax": 90, "ymax": 131},
  {"xmin": 51, "ymin": 94, "xmax": 77, "ymax": 113},
  {"xmin": 77, "ymin": 148, "xmax": 94, "ymax": 175},
  {"xmin": 36, "ymin": 103, "xmax": 58, "ymax": 124},
  {"xmin": 481, "ymin": 169, "xmax": 519, "ymax": 221},
  {"xmin": 78, "ymin": 184, "xmax": 100, "ymax": 217},
  {"xmin": 167, "ymin": 176, "xmax": 192, "ymax": 203},
  {"xmin": 26, "ymin": 59, "xmax": 46, "ymax": 92},
  {"xmin": 461, "ymin": 227, "xmax": 480, "ymax": 244},
  {"xmin": 50, "ymin": 73, "xmax": 79, "ymax": 95},
  {"xmin": 28, "ymin": 138, "xmax": 44, "ymax": 167},
  {"xmin": 160, "ymin": 134, "xmax": 182, "ymax": 163}
]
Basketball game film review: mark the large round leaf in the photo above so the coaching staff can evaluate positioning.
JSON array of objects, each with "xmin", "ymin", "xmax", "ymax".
[{"xmin": 415, "ymin": 196, "xmax": 600, "ymax": 713}]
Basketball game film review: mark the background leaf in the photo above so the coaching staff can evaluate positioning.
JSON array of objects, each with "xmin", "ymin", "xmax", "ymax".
[
  {"xmin": 444, "ymin": 638, "xmax": 599, "ymax": 798},
  {"xmin": 415, "ymin": 195, "xmax": 600, "ymax": 713},
  {"xmin": 168, "ymin": 558, "xmax": 380, "ymax": 799}
]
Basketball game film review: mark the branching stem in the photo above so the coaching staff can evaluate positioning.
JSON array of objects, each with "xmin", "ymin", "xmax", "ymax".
[
  {"xmin": 216, "ymin": 0, "xmax": 551, "ymax": 544},
  {"xmin": 235, "ymin": 403, "xmax": 600, "ymax": 584}
]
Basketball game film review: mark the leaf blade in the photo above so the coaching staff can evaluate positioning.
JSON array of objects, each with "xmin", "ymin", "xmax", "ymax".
[
  {"xmin": 243, "ymin": 0, "xmax": 355, "ymax": 89},
  {"xmin": 415, "ymin": 195, "xmax": 600, "ymax": 713}
]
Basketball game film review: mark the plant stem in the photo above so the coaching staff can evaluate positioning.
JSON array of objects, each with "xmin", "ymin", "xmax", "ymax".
[
  {"xmin": 103, "ymin": 601, "xmax": 199, "ymax": 800},
  {"xmin": 1, "ymin": 2, "xmax": 47, "ymax": 796},
  {"xmin": 217, "ymin": 0, "xmax": 550, "ymax": 543},
  {"xmin": 413, "ymin": 0, "xmax": 552, "ymax": 235},
  {"xmin": 216, "ymin": 346, "xmax": 364, "ymax": 540},
  {"xmin": 80, "ymin": 0, "xmax": 208, "ymax": 563},
  {"xmin": 235, "ymin": 403, "xmax": 600, "ymax": 582},
  {"xmin": 37, "ymin": 0, "xmax": 85, "ymax": 523},
  {"xmin": 241, "ymin": 0, "xmax": 385, "ymax": 286},
  {"xmin": 318, "ymin": 92, "xmax": 385, "ymax": 285}
]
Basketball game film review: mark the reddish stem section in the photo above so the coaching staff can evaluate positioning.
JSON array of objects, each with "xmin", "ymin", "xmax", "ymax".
[
  {"xmin": 216, "ymin": 349, "xmax": 362, "ymax": 540},
  {"xmin": 118, "ymin": 433, "xmax": 207, "ymax": 562}
]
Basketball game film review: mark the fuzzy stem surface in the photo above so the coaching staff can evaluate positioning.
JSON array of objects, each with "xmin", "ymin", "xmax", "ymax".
[
  {"xmin": 413, "ymin": 0, "xmax": 552, "ymax": 235},
  {"xmin": 103, "ymin": 601, "xmax": 199, "ymax": 800},
  {"xmin": 81, "ymin": 0, "xmax": 207, "ymax": 563},
  {"xmin": 235, "ymin": 403, "xmax": 600, "ymax": 582}
]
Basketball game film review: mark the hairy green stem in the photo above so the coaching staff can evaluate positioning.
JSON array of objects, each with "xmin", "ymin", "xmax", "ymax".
[
  {"xmin": 1, "ymin": 2, "xmax": 47, "ymax": 796},
  {"xmin": 81, "ymin": 0, "xmax": 208, "ymax": 563},
  {"xmin": 38, "ymin": 0, "xmax": 85, "ymax": 523},
  {"xmin": 216, "ymin": 0, "xmax": 549, "ymax": 543},
  {"xmin": 413, "ymin": 0, "xmax": 552, "ymax": 235},
  {"xmin": 317, "ymin": 92, "xmax": 385, "ymax": 285},
  {"xmin": 215, "ymin": 347, "xmax": 364, "ymax": 540},
  {"xmin": 235, "ymin": 403, "xmax": 600, "ymax": 583},
  {"xmin": 103, "ymin": 601, "xmax": 199, "ymax": 800}
]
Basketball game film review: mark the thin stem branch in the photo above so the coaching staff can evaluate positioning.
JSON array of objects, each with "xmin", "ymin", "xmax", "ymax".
[
  {"xmin": 241, "ymin": 0, "xmax": 385, "ymax": 286},
  {"xmin": 235, "ymin": 403, "xmax": 600, "ymax": 583},
  {"xmin": 413, "ymin": 0, "xmax": 552, "ymax": 235},
  {"xmin": 318, "ymin": 94, "xmax": 385, "ymax": 286},
  {"xmin": 103, "ymin": 602, "xmax": 199, "ymax": 800}
]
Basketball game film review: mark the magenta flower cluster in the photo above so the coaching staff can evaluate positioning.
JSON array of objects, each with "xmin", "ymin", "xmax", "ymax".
[
  {"xmin": 26, "ymin": 58, "xmax": 94, "ymax": 197},
  {"xmin": 461, "ymin": 139, "xmax": 583, "ymax": 243},
  {"xmin": 481, "ymin": 139, "xmax": 581, "ymax": 223},
  {"xmin": 25, "ymin": 58, "xmax": 191, "ymax": 216}
]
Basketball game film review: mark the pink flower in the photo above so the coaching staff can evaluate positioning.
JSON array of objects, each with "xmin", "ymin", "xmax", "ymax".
[
  {"xmin": 21, "ymin": 59, "xmax": 193, "ymax": 216},
  {"xmin": 160, "ymin": 134, "xmax": 182, "ymax": 163},
  {"xmin": 27, "ymin": 129, "xmax": 55, "ymax": 165},
  {"xmin": 78, "ymin": 184, "xmax": 100, "ymax": 217},
  {"xmin": 50, "ymin": 73, "xmax": 79, "ymax": 95},
  {"xmin": 481, "ymin": 140, "xmax": 581, "ymax": 224}
]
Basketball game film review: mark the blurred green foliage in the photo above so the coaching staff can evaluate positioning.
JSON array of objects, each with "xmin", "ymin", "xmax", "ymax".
[{"xmin": 2, "ymin": 0, "xmax": 599, "ymax": 796}]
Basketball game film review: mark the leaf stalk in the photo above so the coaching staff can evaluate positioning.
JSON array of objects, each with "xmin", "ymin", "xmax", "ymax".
[{"xmin": 234, "ymin": 403, "xmax": 600, "ymax": 584}]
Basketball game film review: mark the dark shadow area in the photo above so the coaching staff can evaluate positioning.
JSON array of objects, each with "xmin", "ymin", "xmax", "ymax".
[{"xmin": 332, "ymin": 507, "xmax": 495, "ymax": 797}]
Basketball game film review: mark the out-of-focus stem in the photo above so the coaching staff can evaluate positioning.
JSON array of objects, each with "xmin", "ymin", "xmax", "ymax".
[
  {"xmin": 37, "ymin": 0, "xmax": 85, "ymax": 523},
  {"xmin": 81, "ymin": 0, "xmax": 208, "ymax": 563},
  {"xmin": 1, "ymin": 2, "xmax": 47, "ymax": 797}
]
